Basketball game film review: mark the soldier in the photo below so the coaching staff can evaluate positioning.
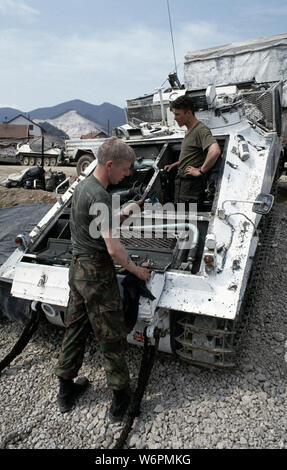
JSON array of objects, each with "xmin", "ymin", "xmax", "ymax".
[
  {"xmin": 55, "ymin": 137, "xmax": 150, "ymax": 421},
  {"xmin": 165, "ymin": 95, "xmax": 221, "ymax": 209}
]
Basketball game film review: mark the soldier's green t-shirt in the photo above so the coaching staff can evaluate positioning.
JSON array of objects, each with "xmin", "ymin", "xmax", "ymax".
[
  {"xmin": 178, "ymin": 121, "xmax": 217, "ymax": 173},
  {"xmin": 175, "ymin": 121, "xmax": 218, "ymax": 202},
  {"xmin": 70, "ymin": 174, "xmax": 114, "ymax": 255}
]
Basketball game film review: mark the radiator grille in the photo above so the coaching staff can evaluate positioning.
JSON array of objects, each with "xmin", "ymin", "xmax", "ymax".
[
  {"xmin": 120, "ymin": 234, "xmax": 176, "ymax": 252},
  {"xmin": 243, "ymin": 90, "xmax": 273, "ymax": 129}
]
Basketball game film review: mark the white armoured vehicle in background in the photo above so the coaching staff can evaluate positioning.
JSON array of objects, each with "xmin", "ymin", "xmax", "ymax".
[
  {"xmin": 0, "ymin": 33, "xmax": 286, "ymax": 369},
  {"xmin": 16, "ymin": 136, "xmax": 64, "ymax": 167}
]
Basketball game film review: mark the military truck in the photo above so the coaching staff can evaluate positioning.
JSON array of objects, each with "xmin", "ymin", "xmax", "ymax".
[{"xmin": 0, "ymin": 33, "xmax": 286, "ymax": 369}]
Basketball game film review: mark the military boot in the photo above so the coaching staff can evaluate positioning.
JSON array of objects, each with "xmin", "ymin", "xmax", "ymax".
[
  {"xmin": 108, "ymin": 388, "xmax": 131, "ymax": 422},
  {"xmin": 57, "ymin": 376, "xmax": 90, "ymax": 413}
]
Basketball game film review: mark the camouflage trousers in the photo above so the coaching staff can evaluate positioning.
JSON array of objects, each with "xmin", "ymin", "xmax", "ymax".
[{"xmin": 55, "ymin": 252, "xmax": 130, "ymax": 390}]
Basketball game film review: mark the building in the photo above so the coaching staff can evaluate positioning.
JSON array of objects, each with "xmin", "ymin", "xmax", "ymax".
[
  {"xmin": 6, "ymin": 114, "xmax": 44, "ymax": 137},
  {"xmin": 0, "ymin": 123, "xmax": 29, "ymax": 140},
  {"xmin": 80, "ymin": 129, "xmax": 108, "ymax": 139},
  {"xmin": 0, "ymin": 115, "xmax": 45, "ymax": 162}
]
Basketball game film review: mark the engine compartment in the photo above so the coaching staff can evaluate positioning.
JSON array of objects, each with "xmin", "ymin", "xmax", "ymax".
[{"xmin": 22, "ymin": 137, "xmax": 227, "ymax": 276}]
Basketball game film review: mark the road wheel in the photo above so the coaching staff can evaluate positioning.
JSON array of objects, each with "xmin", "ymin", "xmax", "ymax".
[
  {"xmin": 22, "ymin": 156, "xmax": 29, "ymax": 165},
  {"xmin": 49, "ymin": 157, "xmax": 57, "ymax": 166},
  {"xmin": 43, "ymin": 158, "xmax": 50, "ymax": 166},
  {"xmin": 36, "ymin": 157, "xmax": 43, "ymax": 166},
  {"xmin": 76, "ymin": 154, "xmax": 94, "ymax": 175},
  {"xmin": 29, "ymin": 157, "xmax": 35, "ymax": 166}
]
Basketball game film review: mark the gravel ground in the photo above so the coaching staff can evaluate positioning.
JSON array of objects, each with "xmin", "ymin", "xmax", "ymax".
[{"xmin": 0, "ymin": 176, "xmax": 286, "ymax": 452}]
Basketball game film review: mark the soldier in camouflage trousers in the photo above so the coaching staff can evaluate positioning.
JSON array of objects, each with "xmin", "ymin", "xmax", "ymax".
[
  {"xmin": 55, "ymin": 252, "xmax": 129, "ymax": 390},
  {"xmin": 55, "ymin": 137, "xmax": 150, "ymax": 420}
]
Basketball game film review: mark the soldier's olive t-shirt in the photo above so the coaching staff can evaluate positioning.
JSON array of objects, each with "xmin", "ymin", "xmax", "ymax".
[
  {"xmin": 70, "ymin": 174, "xmax": 114, "ymax": 255},
  {"xmin": 178, "ymin": 121, "xmax": 217, "ymax": 174}
]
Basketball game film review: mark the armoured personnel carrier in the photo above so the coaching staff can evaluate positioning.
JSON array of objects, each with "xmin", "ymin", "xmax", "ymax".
[
  {"xmin": 16, "ymin": 136, "xmax": 64, "ymax": 167},
  {"xmin": 0, "ymin": 34, "xmax": 286, "ymax": 369}
]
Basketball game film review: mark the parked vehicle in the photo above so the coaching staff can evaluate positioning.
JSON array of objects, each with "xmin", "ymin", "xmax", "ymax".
[
  {"xmin": 1, "ymin": 33, "xmax": 286, "ymax": 369},
  {"xmin": 15, "ymin": 136, "xmax": 64, "ymax": 167}
]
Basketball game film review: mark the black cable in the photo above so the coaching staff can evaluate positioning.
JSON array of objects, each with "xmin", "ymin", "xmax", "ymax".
[
  {"xmin": 0, "ymin": 306, "xmax": 40, "ymax": 374},
  {"xmin": 113, "ymin": 328, "xmax": 160, "ymax": 449}
]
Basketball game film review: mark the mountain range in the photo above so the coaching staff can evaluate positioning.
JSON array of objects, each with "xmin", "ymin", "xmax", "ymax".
[{"xmin": 0, "ymin": 99, "xmax": 127, "ymax": 138}]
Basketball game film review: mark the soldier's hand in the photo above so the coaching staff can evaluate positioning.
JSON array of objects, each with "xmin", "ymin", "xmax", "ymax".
[
  {"xmin": 121, "ymin": 200, "xmax": 143, "ymax": 217},
  {"xmin": 164, "ymin": 164, "xmax": 173, "ymax": 172},
  {"xmin": 184, "ymin": 166, "xmax": 201, "ymax": 177},
  {"xmin": 164, "ymin": 162, "xmax": 179, "ymax": 172},
  {"xmin": 136, "ymin": 199, "xmax": 145, "ymax": 211},
  {"xmin": 135, "ymin": 266, "xmax": 151, "ymax": 281}
]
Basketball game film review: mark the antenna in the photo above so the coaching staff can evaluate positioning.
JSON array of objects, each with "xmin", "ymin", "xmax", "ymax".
[{"xmin": 166, "ymin": 0, "xmax": 177, "ymax": 75}]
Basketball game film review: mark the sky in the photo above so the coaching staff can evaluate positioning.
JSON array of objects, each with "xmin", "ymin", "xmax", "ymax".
[{"xmin": 0, "ymin": 0, "xmax": 287, "ymax": 112}]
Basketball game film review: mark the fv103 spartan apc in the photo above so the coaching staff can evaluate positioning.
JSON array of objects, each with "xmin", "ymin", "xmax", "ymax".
[{"xmin": 1, "ymin": 34, "xmax": 286, "ymax": 369}]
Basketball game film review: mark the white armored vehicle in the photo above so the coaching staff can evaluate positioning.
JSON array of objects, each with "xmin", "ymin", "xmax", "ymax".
[
  {"xmin": 16, "ymin": 136, "xmax": 64, "ymax": 167},
  {"xmin": 1, "ymin": 33, "xmax": 286, "ymax": 369}
]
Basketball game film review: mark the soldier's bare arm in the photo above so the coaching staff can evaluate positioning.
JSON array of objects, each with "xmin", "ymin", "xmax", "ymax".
[
  {"xmin": 184, "ymin": 142, "xmax": 221, "ymax": 177},
  {"xmin": 102, "ymin": 230, "xmax": 150, "ymax": 281}
]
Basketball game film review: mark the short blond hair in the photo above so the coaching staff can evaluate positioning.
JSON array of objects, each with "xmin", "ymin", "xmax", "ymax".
[{"xmin": 97, "ymin": 137, "xmax": 136, "ymax": 165}]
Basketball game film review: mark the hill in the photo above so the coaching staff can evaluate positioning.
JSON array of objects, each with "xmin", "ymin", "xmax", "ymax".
[
  {"xmin": 37, "ymin": 121, "xmax": 70, "ymax": 139},
  {"xmin": 0, "ymin": 99, "xmax": 126, "ymax": 136},
  {"xmin": 29, "ymin": 99, "xmax": 126, "ymax": 133},
  {"xmin": 0, "ymin": 107, "xmax": 23, "ymax": 122},
  {"xmin": 35, "ymin": 110, "xmax": 104, "ymax": 139}
]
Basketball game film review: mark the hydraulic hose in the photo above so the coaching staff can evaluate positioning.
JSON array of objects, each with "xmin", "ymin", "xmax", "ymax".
[
  {"xmin": 130, "ymin": 222, "xmax": 199, "ymax": 242},
  {"xmin": 113, "ymin": 328, "xmax": 160, "ymax": 449},
  {"xmin": 0, "ymin": 303, "xmax": 41, "ymax": 374}
]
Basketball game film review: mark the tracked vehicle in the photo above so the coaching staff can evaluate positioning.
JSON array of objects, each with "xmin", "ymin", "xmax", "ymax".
[
  {"xmin": 0, "ymin": 34, "xmax": 286, "ymax": 369},
  {"xmin": 16, "ymin": 136, "xmax": 64, "ymax": 167}
]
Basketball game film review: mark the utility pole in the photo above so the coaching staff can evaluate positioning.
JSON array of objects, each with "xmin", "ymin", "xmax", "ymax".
[{"xmin": 41, "ymin": 134, "xmax": 44, "ymax": 168}]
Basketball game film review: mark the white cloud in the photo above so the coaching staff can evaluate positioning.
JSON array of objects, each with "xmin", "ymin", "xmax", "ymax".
[
  {"xmin": 178, "ymin": 21, "xmax": 237, "ymax": 51},
  {"xmin": 34, "ymin": 22, "xmax": 234, "ymax": 83},
  {"xmin": 0, "ymin": 0, "xmax": 39, "ymax": 19},
  {"xmin": 241, "ymin": 5, "xmax": 287, "ymax": 17},
  {"xmin": 0, "ymin": 21, "xmax": 237, "ymax": 109},
  {"xmin": 0, "ymin": 103, "xmax": 21, "ymax": 108}
]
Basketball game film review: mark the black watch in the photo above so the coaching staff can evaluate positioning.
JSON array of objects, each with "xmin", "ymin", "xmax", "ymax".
[{"xmin": 199, "ymin": 167, "xmax": 205, "ymax": 175}]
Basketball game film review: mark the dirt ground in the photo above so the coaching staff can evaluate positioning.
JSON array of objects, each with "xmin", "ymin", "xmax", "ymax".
[
  {"xmin": 1, "ymin": 163, "xmax": 287, "ymax": 209},
  {"xmin": 0, "ymin": 164, "xmax": 78, "ymax": 209}
]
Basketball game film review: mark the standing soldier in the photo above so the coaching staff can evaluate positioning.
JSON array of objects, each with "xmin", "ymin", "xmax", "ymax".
[
  {"xmin": 165, "ymin": 95, "xmax": 221, "ymax": 209},
  {"xmin": 55, "ymin": 137, "xmax": 150, "ymax": 421}
]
